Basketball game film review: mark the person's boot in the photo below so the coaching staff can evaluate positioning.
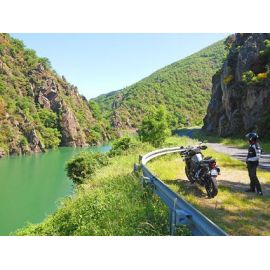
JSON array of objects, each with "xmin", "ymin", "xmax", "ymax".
[{"xmin": 257, "ymin": 191, "xmax": 263, "ymax": 196}]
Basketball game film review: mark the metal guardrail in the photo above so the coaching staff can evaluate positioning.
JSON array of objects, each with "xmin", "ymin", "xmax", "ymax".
[{"xmin": 137, "ymin": 146, "xmax": 228, "ymax": 236}]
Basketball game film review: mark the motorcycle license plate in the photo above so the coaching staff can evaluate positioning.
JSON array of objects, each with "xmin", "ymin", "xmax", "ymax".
[{"xmin": 210, "ymin": 169, "xmax": 218, "ymax": 176}]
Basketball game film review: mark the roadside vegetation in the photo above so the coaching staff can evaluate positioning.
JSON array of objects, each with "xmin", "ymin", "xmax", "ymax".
[
  {"xmin": 16, "ymin": 137, "xmax": 190, "ymax": 236},
  {"xmin": 138, "ymin": 106, "xmax": 170, "ymax": 147},
  {"xmin": 148, "ymin": 136, "xmax": 270, "ymax": 236},
  {"xmin": 66, "ymin": 151, "xmax": 109, "ymax": 185}
]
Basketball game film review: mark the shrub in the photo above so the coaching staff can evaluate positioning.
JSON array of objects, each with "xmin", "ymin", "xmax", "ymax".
[
  {"xmin": 11, "ymin": 38, "xmax": 25, "ymax": 51},
  {"xmin": 16, "ymin": 97, "xmax": 31, "ymax": 111},
  {"xmin": 257, "ymin": 72, "xmax": 267, "ymax": 80},
  {"xmin": 39, "ymin": 127, "xmax": 61, "ymax": 149},
  {"xmin": 0, "ymin": 79, "xmax": 5, "ymax": 95},
  {"xmin": 109, "ymin": 137, "xmax": 137, "ymax": 157},
  {"xmin": 24, "ymin": 49, "xmax": 38, "ymax": 68},
  {"xmin": 38, "ymin": 109, "xmax": 58, "ymax": 128},
  {"xmin": 259, "ymin": 39, "xmax": 270, "ymax": 62},
  {"xmin": 0, "ymin": 97, "xmax": 6, "ymax": 116},
  {"xmin": 87, "ymin": 129, "xmax": 102, "ymax": 145},
  {"xmin": 0, "ymin": 44, "xmax": 4, "ymax": 55},
  {"xmin": 20, "ymin": 136, "xmax": 28, "ymax": 146},
  {"xmin": 223, "ymin": 74, "xmax": 234, "ymax": 85},
  {"xmin": 89, "ymin": 100, "xmax": 102, "ymax": 119},
  {"xmin": 242, "ymin": 70, "xmax": 256, "ymax": 84},
  {"xmin": 66, "ymin": 152, "xmax": 109, "ymax": 184},
  {"xmin": 138, "ymin": 106, "xmax": 170, "ymax": 147},
  {"xmin": 242, "ymin": 70, "xmax": 268, "ymax": 85},
  {"xmin": 39, "ymin": 57, "xmax": 52, "ymax": 70}
]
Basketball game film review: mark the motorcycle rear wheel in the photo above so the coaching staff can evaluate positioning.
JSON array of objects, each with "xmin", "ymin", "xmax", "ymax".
[{"xmin": 205, "ymin": 176, "xmax": 218, "ymax": 198}]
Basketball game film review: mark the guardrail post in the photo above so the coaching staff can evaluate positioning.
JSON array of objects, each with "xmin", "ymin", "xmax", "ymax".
[
  {"xmin": 133, "ymin": 163, "xmax": 140, "ymax": 173},
  {"xmin": 169, "ymin": 210, "xmax": 176, "ymax": 235}
]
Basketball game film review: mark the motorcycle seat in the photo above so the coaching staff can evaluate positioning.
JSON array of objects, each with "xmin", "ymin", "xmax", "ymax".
[{"xmin": 200, "ymin": 158, "xmax": 215, "ymax": 164}]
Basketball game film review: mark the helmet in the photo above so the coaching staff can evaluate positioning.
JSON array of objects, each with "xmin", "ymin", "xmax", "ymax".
[{"xmin": 245, "ymin": 132, "xmax": 259, "ymax": 143}]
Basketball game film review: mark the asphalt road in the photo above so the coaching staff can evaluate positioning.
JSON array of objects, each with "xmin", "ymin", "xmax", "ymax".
[{"xmin": 207, "ymin": 142, "xmax": 270, "ymax": 171}]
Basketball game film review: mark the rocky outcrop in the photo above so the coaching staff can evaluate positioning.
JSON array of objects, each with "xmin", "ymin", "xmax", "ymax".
[
  {"xmin": 203, "ymin": 34, "xmax": 270, "ymax": 138},
  {"xmin": 27, "ymin": 129, "xmax": 45, "ymax": 153},
  {"xmin": 59, "ymin": 102, "xmax": 88, "ymax": 147},
  {"xmin": 33, "ymin": 72, "xmax": 60, "ymax": 111},
  {"xmin": 111, "ymin": 93, "xmax": 124, "ymax": 110},
  {"xmin": 0, "ymin": 34, "xmax": 110, "ymax": 157}
]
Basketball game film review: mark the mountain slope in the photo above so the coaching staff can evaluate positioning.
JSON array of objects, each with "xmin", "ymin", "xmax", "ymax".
[
  {"xmin": 94, "ymin": 39, "xmax": 227, "ymax": 132},
  {"xmin": 203, "ymin": 33, "xmax": 270, "ymax": 138},
  {"xmin": 0, "ymin": 34, "xmax": 111, "ymax": 157}
]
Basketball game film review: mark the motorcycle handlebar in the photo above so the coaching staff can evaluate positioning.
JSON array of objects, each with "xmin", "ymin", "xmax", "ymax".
[{"xmin": 180, "ymin": 145, "xmax": 208, "ymax": 151}]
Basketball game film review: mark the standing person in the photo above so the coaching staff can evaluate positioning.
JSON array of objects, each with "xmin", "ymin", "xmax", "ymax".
[{"xmin": 245, "ymin": 132, "xmax": 263, "ymax": 196}]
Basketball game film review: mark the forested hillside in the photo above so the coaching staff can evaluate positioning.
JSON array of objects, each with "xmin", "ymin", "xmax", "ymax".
[
  {"xmin": 0, "ymin": 34, "xmax": 112, "ymax": 157},
  {"xmin": 94, "ymin": 39, "xmax": 227, "ymax": 133}
]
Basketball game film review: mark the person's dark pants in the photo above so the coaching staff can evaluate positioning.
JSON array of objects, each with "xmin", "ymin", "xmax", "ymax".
[{"xmin": 247, "ymin": 162, "xmax": 262, "ymax": 192}]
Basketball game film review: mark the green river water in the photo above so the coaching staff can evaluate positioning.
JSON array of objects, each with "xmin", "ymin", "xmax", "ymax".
[{"xmin": 0, "ymin": 145, "xmax": 110, "ymax": 235}]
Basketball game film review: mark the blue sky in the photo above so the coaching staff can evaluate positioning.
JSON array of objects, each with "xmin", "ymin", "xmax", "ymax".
[{"xmin": 12, "ymin": 33, "xmax": 228, "ymax": 99}]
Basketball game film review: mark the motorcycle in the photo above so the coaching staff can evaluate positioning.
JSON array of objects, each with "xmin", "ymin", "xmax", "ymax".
[{"xmin": 180, "ymin": 144, "xmax": 220, "ymax": 198}]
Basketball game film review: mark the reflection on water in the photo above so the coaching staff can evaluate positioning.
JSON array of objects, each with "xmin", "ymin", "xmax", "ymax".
[{"xmin": 0, "ymin": 145, "xmax": 110, "ymax": 235}]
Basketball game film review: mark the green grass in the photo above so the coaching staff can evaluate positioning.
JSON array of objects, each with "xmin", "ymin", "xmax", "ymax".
[
  {"xmin": 16, "ymin": 141, "xmax": 190, "ymax": 236},
  {"xmin": 148, "ymin": 136, "xmax": 270, "ymax": 236}
]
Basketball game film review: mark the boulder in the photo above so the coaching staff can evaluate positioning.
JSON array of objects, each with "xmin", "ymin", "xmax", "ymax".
[
  {"xmin": 27, "ymin": 129, "xmax": 45, "ymax": 153},
  {"xmin": 38, "ymin": 92, "xmax": 51, "ymax": 109}
]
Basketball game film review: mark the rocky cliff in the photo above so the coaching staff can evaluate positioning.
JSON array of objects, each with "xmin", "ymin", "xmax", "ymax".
[
  {"xmin": 203, "ymin": 33, "xmax": 270, "ymax": 138},
  {"xmin": 0, "ymin": 34, "xmax": 111, "ymax": 157}
]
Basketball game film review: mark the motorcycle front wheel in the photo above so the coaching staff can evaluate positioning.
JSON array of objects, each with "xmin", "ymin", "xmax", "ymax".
[{"xmin": 205, "ymin": 176, "xmax": 218, "ymax": 198}]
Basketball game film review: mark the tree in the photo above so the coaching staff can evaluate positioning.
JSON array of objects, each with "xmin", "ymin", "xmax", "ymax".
[
  {"xmin": 89, "ymin": 100, "xmax": 102, "ymax": 119},
  {"xmin": 138, "ymin": 106, "xmax": 170, "ymax": 147},
  {"xmin": 65, "ymin": 152, "xmax": 109, "ymax": 184},
  {"xmin": 109, "ymin": 136, "xmax": 136, "ymax": 157},
  {"xmin": 38, "ymin": 108, "xmax": 58, "ymax": 128}
]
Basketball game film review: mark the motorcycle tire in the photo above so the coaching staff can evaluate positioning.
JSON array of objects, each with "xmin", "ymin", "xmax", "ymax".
[
  {"xmin": 205, "ymin": 176, "xmax": 218, "ymax": 198},
  {"xmin": 185, "ymin": 166, "xmax": 195, "ymax": 183}
]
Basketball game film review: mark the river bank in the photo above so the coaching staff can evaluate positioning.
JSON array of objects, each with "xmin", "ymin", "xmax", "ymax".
[{"xmin": 16, "ymin": 139, "xmax": 190, "ymax": 236}]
